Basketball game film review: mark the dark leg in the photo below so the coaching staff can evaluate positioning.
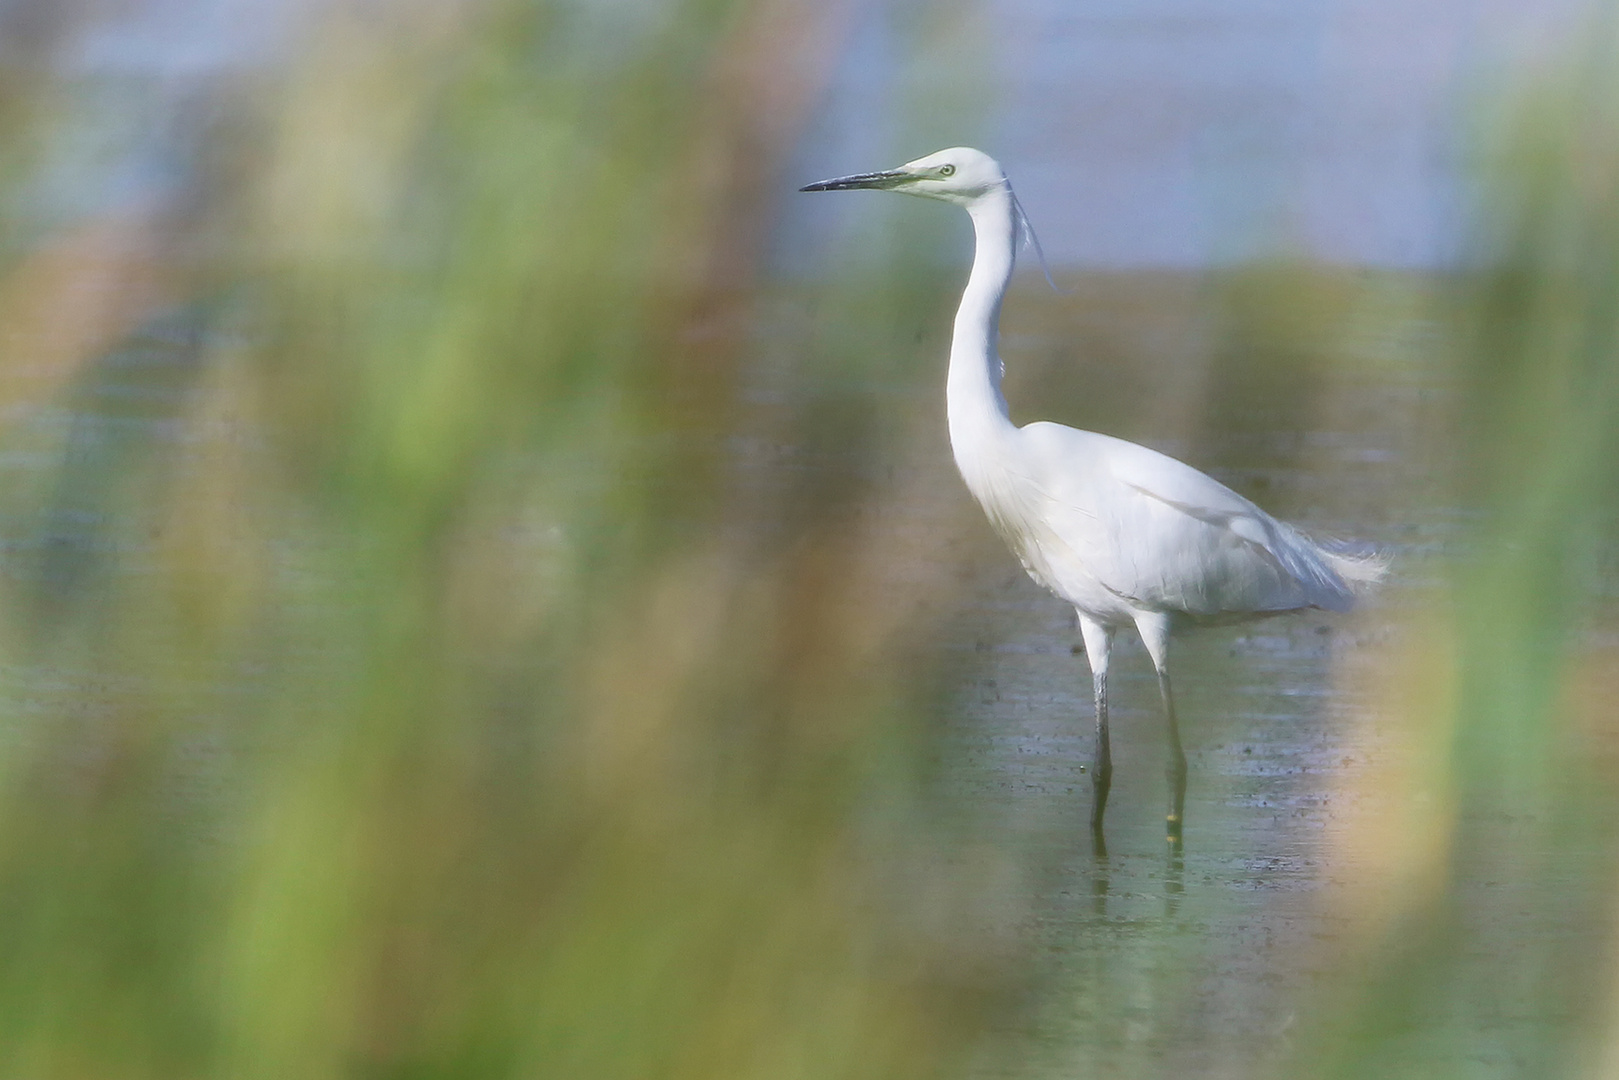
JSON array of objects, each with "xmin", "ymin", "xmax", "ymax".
[
  {"xmin": 1077, "ymin": 616, "xmax": 1114, "ymax": 846},
  {"xmin": 1159, "ymin": 668, "xmax": 1186, "ymax": 848},
  {"xmin": 1132, "ymin": 612, "xmax": 1185, "ymax": 847},
  {"xmin": 1090, "ymin": 668, "xmax": 1112, "ymax": 837}
]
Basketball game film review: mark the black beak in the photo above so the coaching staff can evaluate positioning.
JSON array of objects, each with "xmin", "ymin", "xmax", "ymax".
[{"xmin": 799, "ymin": 169, "xmax": 909, "ymax": 192}]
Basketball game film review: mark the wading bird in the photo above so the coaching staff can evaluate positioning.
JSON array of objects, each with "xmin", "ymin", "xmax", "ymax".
[{"xmin": 802, "ymin": 148, "xmax": 1384, "ymax": 845}]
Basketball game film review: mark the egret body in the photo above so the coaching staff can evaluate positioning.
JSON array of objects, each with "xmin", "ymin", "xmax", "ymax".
[{"xmin": 802, "ymin": 148, "xmax": 1384, "ymax": 844}]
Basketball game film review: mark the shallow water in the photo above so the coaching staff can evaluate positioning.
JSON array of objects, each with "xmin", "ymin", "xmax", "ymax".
[
  {"xmin": 11, "ymin": 267, "xmax": 1616, "ymax": 1077},
  {"xmin": 756, "ymin": 268, "xmax": 1618, "ymax": 1077}
]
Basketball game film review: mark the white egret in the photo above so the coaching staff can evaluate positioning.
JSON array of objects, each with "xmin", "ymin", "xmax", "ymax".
[{"xmin": 802, "ymin": 148, "xmax": 1385, "ymax": 843}]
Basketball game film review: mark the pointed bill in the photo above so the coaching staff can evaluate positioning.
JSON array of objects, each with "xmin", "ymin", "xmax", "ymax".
[{"xmin": 799, "ymin": 169, "xmax": 910, "ymax": 192}]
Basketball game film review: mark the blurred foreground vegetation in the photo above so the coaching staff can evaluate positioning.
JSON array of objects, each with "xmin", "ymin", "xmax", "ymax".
[
  {"xmin": 0, "ymin": 1, "xmax": 1011, "ymax": 1075},
  {"xmin": 0, "ymin": 1, "xmax": 1616, "ymax": 1078}
]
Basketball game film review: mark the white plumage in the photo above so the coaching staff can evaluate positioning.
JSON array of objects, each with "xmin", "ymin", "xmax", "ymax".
[
  {"xmin": 803, "ymin": 147, "xmax": 1385, "ymax": 843},
  {"xmin": 972, "ymin": 423, "xmax": 1377, "ymax": 621}
]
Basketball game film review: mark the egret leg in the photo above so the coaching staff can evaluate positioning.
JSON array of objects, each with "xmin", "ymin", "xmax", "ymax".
[
  {"xmin": 1077, "ymin": 617, "xmax": 1115, "ymax": 840},
  {"xmin": 1090, "ymin": 669, "xmax": 1111, "ymax": 853},
  {"xmin": 1158, "ymin": 668, "xmax": 1187, "ymax": 845},
  {"xmin": 1134, "ymin": 612, "xmax": 1185, "ymax": 846}
]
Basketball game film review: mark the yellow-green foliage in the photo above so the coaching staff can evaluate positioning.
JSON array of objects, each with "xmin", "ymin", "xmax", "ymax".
[
  {"xmin": 6, "ymin": 2, "xmax": 1619, "ymax": 1078},
  {"xmin": 0, "ymin": 2, "xmax": 1008, "ymax": 1077},
  {"xmin": 1274, "ymin": 20, "xmax": 1619, "ymax": 1080}
]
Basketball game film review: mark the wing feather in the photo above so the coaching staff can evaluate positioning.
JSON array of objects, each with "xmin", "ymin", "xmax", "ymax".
[{"xmin": 1015, "ymin": 423, "xmax": 1356, "ymax": 615}]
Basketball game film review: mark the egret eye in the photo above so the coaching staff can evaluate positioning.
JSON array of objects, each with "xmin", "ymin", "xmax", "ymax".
[{"xmin": 939, "ymin": 164, "xmax": 956, "ymax": 177}]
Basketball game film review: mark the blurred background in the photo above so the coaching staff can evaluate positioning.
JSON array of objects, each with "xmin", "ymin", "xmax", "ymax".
[{"xmin": 0, "ymin": 0, "xmax": 1615, "ymax": 1077}]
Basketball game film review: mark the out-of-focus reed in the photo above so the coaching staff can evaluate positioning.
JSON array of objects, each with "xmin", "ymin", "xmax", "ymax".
[
  {"xmin": 9, "ymin": 0, "xmax": 1619, "ymax": 1077},
  {"xmin": 1274, "ymin": 16, "xmax": 1619, "ymax": 1079},
  {"xmin": 0, "ymin": 1, "xmax": 1016, "ymax": 1077}
]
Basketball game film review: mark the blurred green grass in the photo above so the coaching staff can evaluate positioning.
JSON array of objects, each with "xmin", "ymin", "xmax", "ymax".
[
  {"xmin": 0, "ymin": 2, "xmax": 1017, "ymax": 1077},
  {"xmin": 1, "ymin": 1, "xmax": 1619, "ymax": 1078},
  {"xmin": 1270, "ymin": 18, "xmax": 1619, "ymax": 1080}
]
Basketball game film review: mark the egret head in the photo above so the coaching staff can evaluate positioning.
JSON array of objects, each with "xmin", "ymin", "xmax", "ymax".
[{"xmin": 800, "ymin": 147, "xmax": 1007, "ymax": 206}]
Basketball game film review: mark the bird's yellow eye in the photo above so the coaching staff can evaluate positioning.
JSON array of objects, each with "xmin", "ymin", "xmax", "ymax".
[{"xmin": 939, "ymin": 164, "xmax": 956, "ymax": 177}]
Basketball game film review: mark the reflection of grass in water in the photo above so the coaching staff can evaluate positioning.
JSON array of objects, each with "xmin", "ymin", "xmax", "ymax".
[{"xmin": 0, "ymin": 2, "xmax": 1018, "ymax": 1077}]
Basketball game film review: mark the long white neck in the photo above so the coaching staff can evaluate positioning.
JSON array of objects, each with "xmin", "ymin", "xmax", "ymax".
[{"xmin": 947, "ymin": 185, "xmax": 1018, "ymax": 470}]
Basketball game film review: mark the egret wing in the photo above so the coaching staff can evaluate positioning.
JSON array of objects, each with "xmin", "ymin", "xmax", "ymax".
[{"xmin": 1019, "ymin": 424, "xmax": 1353, "ymax": 615}]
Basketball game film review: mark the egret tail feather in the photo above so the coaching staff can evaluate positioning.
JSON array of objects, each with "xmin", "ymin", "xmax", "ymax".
[{"xmin": 1320, "ymin": 541, "xmax": 1390, "ymax": 589}]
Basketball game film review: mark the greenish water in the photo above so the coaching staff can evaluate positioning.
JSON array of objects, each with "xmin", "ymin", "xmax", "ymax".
[
  {"xmin": 4, "ymin": 2, "xmax": 1618, "ymax": 1075},
  {"xmin": 747, "ymin": 268, "xmax": 1617, "ymax": 1078},
  {"xmin": 5, "ymin": 248, "xmax": 1616, "ymax": 1077}
]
